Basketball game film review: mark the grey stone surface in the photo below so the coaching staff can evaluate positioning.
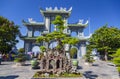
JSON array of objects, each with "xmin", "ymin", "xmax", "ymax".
[
  {"xmin": 78, "ymin": 59, "xmax": 120, "ymax": 79},
  {"xmin": 0, "ymin": 61, "xmax": 39, "ymax": 79},
  {"xmin": 0, "ymin": 60, "xmax": 119, "ymax": 79}
]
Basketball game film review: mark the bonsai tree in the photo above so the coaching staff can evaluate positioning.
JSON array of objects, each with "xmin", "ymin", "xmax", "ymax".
[
  {"xmin": 70, "ymin": 47, "xmax": 77, "ymax": 59},
  {"xmin": 14, "ymin": 48, "xmax": 26, "ymax": 66},
  {"xmin": 84, "ymin": 50, "xmax": 94, "ymax": 63},
  {"xmin": 36, "ymin": 15, "xmax": 79, "ymax": 73},
  {"xmin": 40, "ymin": 46, "xmax": 46, "ymax": 52},
  {"xmin": 37, "ymin": 15, "xmax": 79, "ymax": 54},
  {"xmin": 37, "ymin": 46, "xmax": 46, "ymax": 60}
]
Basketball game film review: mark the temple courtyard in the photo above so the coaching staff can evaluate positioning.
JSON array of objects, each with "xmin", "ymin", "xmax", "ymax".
[{"xmin": 0, "ymin": 60, "xmax": 119, "ymax": 79}]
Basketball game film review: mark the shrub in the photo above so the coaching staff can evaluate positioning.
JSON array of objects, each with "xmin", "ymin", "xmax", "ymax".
[
  {"xmin": 40, "ymin": 46, "xmax": 46, "ymax": 52},
  {"xmin": 112, "ymin": 48, "xmax": 120, "ymax": 72},
  {"xmin": 84, "ymin": 50, "xmax": 94, "ymax": 63},
  {"xmin": 14, "ymin": 53, "xmax": 27, "ymax": 62},
  {"xmin": 18, "ymin": 48, "xmax": 25, "ymax": 53}
]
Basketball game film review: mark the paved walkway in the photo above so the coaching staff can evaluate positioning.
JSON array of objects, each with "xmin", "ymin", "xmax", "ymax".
[
  {"xmin": 0, "ymin": 61, "xmax": 39, "ymax": 79},
  {"xmin": 0, "ymin": 60, "xmax": 119, "ymax": 79},
  {"xmin": 78, "ymin": 59, "xmax": 120, "ymax": 79}
]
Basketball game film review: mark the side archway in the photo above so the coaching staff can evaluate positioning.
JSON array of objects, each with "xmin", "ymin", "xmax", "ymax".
[
  {"xmin": 70, "ymin": 47, "xmax": 78, "ymax": 59},
  {"xmin": 32, "ymin": 46, "xmax": 41, "ymax": 57}
]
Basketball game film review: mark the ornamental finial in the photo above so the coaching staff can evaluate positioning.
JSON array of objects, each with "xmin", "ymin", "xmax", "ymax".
[
  {"xmin": 78, "ymin": 19, "xmax": 83, "ymax": 24},
  {"xmin": 28, "ymin": 18, "xmax": 36, "ymax": 23},
  {"xmin": 68, "ymin": 7, "xmax": 72, "ymax": 11},
  {"xmin": 85, "ymin": 20, "xmax": 89, "ymax": 24},
  {"xmin": 60, "ymin": 7, "xmax": 64, "ymax": 11},
  {"xmin": 54, "ymin": 7, "xmax": 58, "ymax": 11}
]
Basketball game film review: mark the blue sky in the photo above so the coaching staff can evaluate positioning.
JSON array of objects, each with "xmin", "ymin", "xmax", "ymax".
[{"xmin": 0, "ymin": 0, "xmax": 120, "ymax": 50}]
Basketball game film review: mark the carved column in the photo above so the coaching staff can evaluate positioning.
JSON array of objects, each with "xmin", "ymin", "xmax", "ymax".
[
  {"xmin": 77, "ymin": 43, "xmax": 81, "ymax": 59},
  {"xmin": 63, "ymin": 17, "xmax": 68, "ymax": 33},
  {"xmin": 27, "ymin": 26, "xmax": 33, "ymax": 37},
  {"xmin": 78, "ymin": 29, "xmax": 84, "ymax": 38},
  {"xmin": 24, "ymin": 41, "xmax": 32, "ymax": 53},
  {"xmin": 45, "ymin": 17, "xmax": 50, "ymax": 32},
  {"xmin": 78, "ymin": 42, "xmax": 86, "ymax": 59}
]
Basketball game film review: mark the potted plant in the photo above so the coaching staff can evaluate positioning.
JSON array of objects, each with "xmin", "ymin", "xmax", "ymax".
[
  {"xmin": 14, "ymin": 53, "xmax": 27, "ymax": 66},
  {"xmin": 84, "ymin": 50, "xmax": 94, "ymax": 66},
  {"xmin": 31, "ymin": 58, "xmax": 39, "ymax": 69}
]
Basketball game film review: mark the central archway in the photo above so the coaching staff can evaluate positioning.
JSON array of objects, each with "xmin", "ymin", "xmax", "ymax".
[{"xmin": 32, "ymin": 46, "xmax": 41, "ymax": 57}]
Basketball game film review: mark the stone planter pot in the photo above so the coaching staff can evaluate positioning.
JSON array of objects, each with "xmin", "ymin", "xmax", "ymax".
[
  {"xmin": 16, "ymin": 62, "xmax": 25, "ymax": 66},
  {"xmin": 72, "ymin": 59, "xmax": 78, "ymax": 66},
  {"xmin": 31, "ymin": 59, "xmax": 39, "ymax": 69},
  {"xmin": 84, "ymin": 62, "xmax": 93, "ymax": 66},
  {"xmin": 31, "ymin": 77, "xmax": 84, "ymax": 79}
]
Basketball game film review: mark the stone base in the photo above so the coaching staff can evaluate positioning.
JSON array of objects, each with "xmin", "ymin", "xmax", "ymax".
[
  {"xmin": 31, "ymin": 77, "xmax": 85, "ymax": 79},
  {"xmin": 16, "ymin": 62, "xmax": 25, "ymax": 66}
]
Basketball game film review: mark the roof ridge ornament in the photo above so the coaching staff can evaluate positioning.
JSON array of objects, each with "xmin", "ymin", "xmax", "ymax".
[
  {"xmin": 78, "ymin": 19, "xmax": 89, "ymax": 25},
  {"xmin": 28, "ymin": 18, "xmax": 36, "ymax": 23},
  {"xmin": 47, "ymin": 7, "xmax": 52, "ymax": 11},
  {"xmin": 46, "ymin": 7, "xmax": 49, "ymax": 10},
  {"xmin": 78, "ymin": 19, "xmax": 83, "ymax": 24},
  {"xmin": 85, "ymin": 20, "xmax": 89, "ymax": 25},
  {"xmin": 60, "ymin": 7, "xmax": 64, "ymax": 11},
  {"xmin": 54, "ymin": 7, "xmax": 58, "ymax": 11},
  {"xmin": 63, "ymin": 8, "xmax": 66, "ymax": 11},
  {"xmin": 68, "ymin": 7, "xmax": 72, "ymax": 11}
]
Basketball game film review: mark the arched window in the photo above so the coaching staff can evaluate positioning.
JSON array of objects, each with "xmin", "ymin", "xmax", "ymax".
[
  {"xmin": 34, "ymin": 31, "xmax": 40, "ymax": 37},
  {"xmin": 56, "ymin": 60, "xmax": 60, "ymax": 69},
  {"xmin": 49, "ymin": 59, "xmax": 55, "ymax": 69},
  {"xmin": 71, "ymin": 31, "xmax": 77, "ymax": 37}
]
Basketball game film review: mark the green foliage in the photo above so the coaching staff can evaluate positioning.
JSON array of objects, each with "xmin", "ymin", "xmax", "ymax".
[
  {"xmin": 84, "ymin": 50, "xmax": 94, "ymax": 63},
  {"xmin": 52, "ymin": 15, "xmax": 66, "ymax": 32},
  {"xmin": 89, "ymin": 25, "xmax": 120, "ymax": 60},
  {"xmin": 37, "ymin": 15, "xmax": 79, "ymax": 53},
  {"xmin": 112, "ymin": 49, "xmax": 120, "ymax": 71},
  {"xmin": 0, "ymin": 16, "xmax": 20, "ymax": 53},
  {"xmin": 33, "ymin": 72, "xmax": 82, "ymax": 78},
  {"xmin": 40, "ymin": 46, "xmax": 46, "ymax": 52},
  {"xmin": 70, "ymin": 48, "xmax": 77, "ymax": 58},
  {"xmin": 18, "ymin": 48, "xmax": 25, "ymax": 53},
  {"xmin": 14, "ymin": 53, "xmax": 27, "ymax": 62},
  {"xmin": 56, "ymin": 44, "xmax": 62, "ymax": 50},
  {"xmin": 117, "ymin": 67, "xmax": 120, "ymax": 73}
]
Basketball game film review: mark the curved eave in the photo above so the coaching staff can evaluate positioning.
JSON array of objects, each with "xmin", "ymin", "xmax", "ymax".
[
  {"xmin": 20, "ymin": 36, "xmax": 37, "ymax": 40},
  {"xmin": 78, "ymin": 37, "xmax": 89, "ymax": 41},
  {"xmin": 68, "ymin": 24, "xmax": 88, "ymax": 28},
  {"xmin": 40, "ymin": 10, "xmax": 71, "ymax": 17},
  {"xmin": 23, "ymin": 22, "xmax": 45, "ymax": 27}
]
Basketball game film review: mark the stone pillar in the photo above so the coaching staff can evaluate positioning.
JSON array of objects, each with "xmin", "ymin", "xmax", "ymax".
[
  {"xmin": 68, "ymin": 29, "xmax": 71, "ymax": 35},
  {"xmin": 45, "ymin": 17, "xmax": 50, "ymax": 32},
  {"xmin": 54, "ymin": 25, "xmax": 57, "ymax": 31},
  {"xmin": 77, "ymin": 47, "xmax": 80, "ymax": 59},
  {"xmin": 80, "ymin": 42, "xmax": 86, "ymax": 57},
  {"xmin": 78, "ymin": 29, "xmax": 84, "ymax": 38},
  {"xmin": 63, "ymin": 17, "xmax": 68, "ymax": 33},
  {"xmin": 27, "ymin": 27, "xmax": 33, "ymax": 37},
  {"xmin": 60, "ymin": 60, "xmax": 62, "ymax": 69},
  {"xmin": 24, "ymin": 42, "xmax": 32, "ymax": 53}
]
